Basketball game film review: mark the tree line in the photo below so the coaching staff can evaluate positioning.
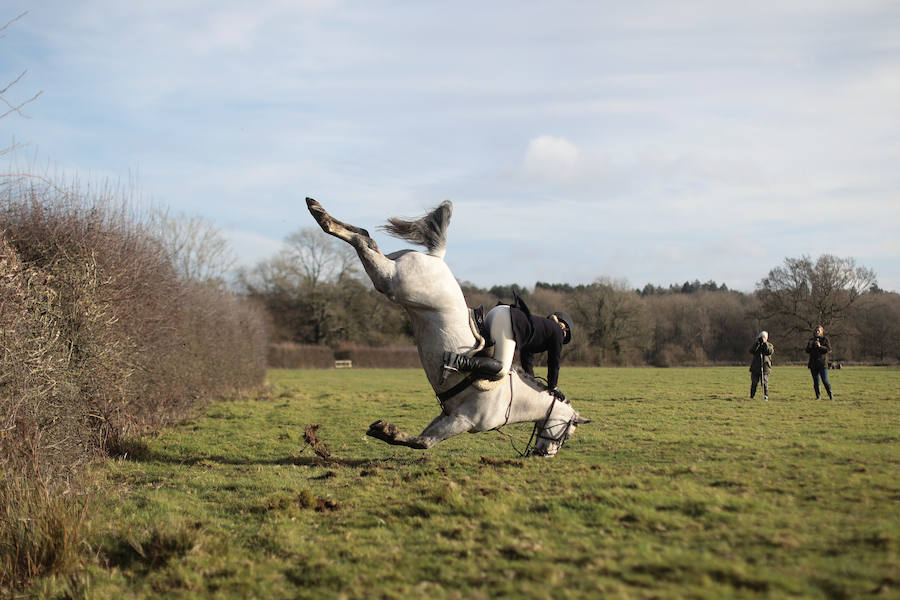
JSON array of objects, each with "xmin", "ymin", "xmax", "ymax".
[{"xmin": 241, "ymin": 228, "xmax": 900, "ymax": 367}]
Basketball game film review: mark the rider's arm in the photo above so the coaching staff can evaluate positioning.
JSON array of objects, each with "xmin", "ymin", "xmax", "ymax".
[
  {"xmin": 545, "ymin": 328, "xmax": 564, "ymax": 390},
  {"xmin": 519, "ymin": 351, "xmax": 535, "ymax": 377}
]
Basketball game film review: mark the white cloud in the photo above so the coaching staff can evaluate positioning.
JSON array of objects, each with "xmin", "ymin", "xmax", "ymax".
[{"xmin": 523, "ymin": 135, "xmax": 583, "ymax": 183}]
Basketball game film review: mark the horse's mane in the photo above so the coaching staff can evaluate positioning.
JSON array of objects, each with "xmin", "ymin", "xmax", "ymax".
[{"xmin": 381, "ymin": 201, "xmax": 452, "ymax": 258}]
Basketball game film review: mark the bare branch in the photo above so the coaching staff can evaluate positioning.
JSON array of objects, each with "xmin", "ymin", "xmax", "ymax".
[
  {"xmin": 150, "ymin": 210, "xmax": 238, "ymax": 285},
  {"xmin": 0, "ymin": 70, "xmax": 26, "ymax": 95},
  {"xmin": 1, "ymin": 87, "xmax": 43, "ymax": 119},
  {"xmin": 0, "ymin": 12, "xmax": 29, "ymax": 37},
  {"xmin": 2, "ymin": 11, "xmax": 43, "ymax": 157}
]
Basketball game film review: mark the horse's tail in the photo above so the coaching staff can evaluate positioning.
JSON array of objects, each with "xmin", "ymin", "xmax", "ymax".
[{"xmin": 381, "ymin": 201, "xmax": 452, "ymax": 258}]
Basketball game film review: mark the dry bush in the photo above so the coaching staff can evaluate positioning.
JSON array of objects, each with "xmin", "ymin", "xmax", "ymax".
[
  {"xmin": 0, "ymin": 177, "xmax": 268, "ymax": 590},
  {"xmin": 0, "ymin": 182, "xmax": 179, "ymax": 457},
  {"xmin": 0, "ymin": 231, "xmax": 94, "ymax": 474}
]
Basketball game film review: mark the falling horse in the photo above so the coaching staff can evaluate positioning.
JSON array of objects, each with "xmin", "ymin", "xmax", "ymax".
[{"xmin": 306, "ymin": 198, "xmax": 590, "ymax": 457}]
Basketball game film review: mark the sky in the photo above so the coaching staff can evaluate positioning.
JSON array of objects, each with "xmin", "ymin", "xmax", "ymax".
[{"xmin": 4, "ymin": 1, "xmax": 899, "ymax": 292}]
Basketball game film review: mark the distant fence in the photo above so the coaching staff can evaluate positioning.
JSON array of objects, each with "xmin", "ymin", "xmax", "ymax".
[
  {"xmin": 267, "ymin": 343, "xmax": 421, "ymax": 369},
  {"xmin": 267, "ymin": 343, "xmax": 334, "ymax": 369}
]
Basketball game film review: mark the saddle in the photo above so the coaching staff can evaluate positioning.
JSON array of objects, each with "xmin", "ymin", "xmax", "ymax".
[
  {"xmin": 472, "ymin": 305, "xmax": 492, "ymax": 347},
  {"xmin": 436, "ymin": 306, "xmax": 506, "ymax": 404},
  {"xmin": 467, "ymin": 305, "xmax": 506, "ymax": 392}
]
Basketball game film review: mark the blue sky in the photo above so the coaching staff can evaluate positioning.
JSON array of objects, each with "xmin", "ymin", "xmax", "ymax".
[{"xmin": 4, "ymin": 1, "xmax": 899, "ymax": 291}]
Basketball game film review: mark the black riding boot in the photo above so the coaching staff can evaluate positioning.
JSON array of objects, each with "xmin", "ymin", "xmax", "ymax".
[{"xmin": 442, "ymin": 352, "xmax": 504, "ymax": 381}]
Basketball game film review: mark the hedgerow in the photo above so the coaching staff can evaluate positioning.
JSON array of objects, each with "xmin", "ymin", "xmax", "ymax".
[{"xmin": 0, "ymin": 177, "xmax": 267, "ymax": 591}]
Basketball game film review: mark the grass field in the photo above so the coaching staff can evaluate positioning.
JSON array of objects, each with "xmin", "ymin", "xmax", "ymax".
[{"xmin": 33, "ymin": 367, "xmax": 899, "ymax": 599}]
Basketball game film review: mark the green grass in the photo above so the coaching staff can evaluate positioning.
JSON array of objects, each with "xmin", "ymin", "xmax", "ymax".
[{"xmin": 30, "ymin": 367, "xmax": 899, "ymax": 599}]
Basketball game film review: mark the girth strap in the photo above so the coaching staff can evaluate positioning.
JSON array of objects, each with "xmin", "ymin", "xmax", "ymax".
[{"xmin": 436, "ymin": 373, "xmax": 479, "ymax": 408}]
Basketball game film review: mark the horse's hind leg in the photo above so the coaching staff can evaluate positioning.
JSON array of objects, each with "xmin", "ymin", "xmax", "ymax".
[
  {"xmin": 306, "ymin": 197, "xmax": 377, "ymax": 249},
  {"xmin": 306, "ymin": 197, "xmax": 396, "ymax": 296}
]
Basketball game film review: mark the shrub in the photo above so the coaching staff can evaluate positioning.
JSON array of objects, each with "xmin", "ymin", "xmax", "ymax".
[{"xmin": 0, "ymin": 176, "xmax": 268, "ymax": 590}]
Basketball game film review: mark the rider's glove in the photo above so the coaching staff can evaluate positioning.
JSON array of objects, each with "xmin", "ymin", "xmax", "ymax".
[{"xmin": 550, "ymin": 387, "xmax": 567, "ymax": 402}]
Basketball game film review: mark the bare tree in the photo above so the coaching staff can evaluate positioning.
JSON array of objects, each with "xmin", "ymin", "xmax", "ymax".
[
  {"xmin": 570, "ymin": 278, "xmax": 648, "ymax": 365},
  {"xmin": 2, "ymin": 12, "xmax": 43, "ymax": 157},
  {"xmin": 283, "ymin": 227, "xmax": 358, "ymax": 288},
  {"xmin": 151, "ymin": 210, "xmax": 236, "ymax": 285},
  {"xmin": 756, "ymin": 254, "xmax": 877, "ymax": 333},
  {"xmin": 852, "ymin": 291, "xmax": 900, "ymax": 363},
  {"xmin": 239, "ymin": 227, "xmax": 362, "ymax": 344}
]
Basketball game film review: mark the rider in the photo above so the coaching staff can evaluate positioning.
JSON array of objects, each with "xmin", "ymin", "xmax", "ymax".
[{"xmin": 443, "ymin": 294, "xmax": 573, "ymax": 400}]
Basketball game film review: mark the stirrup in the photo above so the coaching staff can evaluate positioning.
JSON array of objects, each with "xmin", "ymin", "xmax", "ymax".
[{"xmin": 440, "ymin": 351, "xmax": 460, "ymax": 385}]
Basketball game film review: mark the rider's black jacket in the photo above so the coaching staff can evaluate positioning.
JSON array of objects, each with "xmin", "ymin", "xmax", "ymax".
[{"xmin": 508, "ymin": 296, "xmax": 565, "ymax": 390}]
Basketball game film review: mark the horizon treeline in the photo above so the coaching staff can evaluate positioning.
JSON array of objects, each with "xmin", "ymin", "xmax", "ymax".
[{"xmin": 242, "ymin": 227, "xmax": 900, "ymax": 367}]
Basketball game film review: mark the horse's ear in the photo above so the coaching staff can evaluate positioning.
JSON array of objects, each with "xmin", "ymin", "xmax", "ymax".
[{"xmin": 574, "ymin": 414, "xmax": 592, "ymax": 425}]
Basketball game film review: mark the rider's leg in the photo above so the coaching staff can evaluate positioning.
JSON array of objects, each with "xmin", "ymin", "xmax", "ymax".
[
  {"xmin": 443, "ymin": 353, "xmax": 504, "ymax": 380},
  {"xmin": 485, "ymin": 305, "xmax": 516, "ymax": 375},
  {"xmin": 442, "ymin": 305, "xmax": 515, "ymax": 380}
]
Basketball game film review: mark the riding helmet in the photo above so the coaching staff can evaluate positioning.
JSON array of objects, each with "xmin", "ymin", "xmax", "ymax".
[{"xmin": 549, "ymin": 311, "xmax": 574, "ymax": 344}]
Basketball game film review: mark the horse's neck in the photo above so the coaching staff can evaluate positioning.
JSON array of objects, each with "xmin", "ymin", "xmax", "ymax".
[{"xmin": 507, "ymin": 373, "xmax": 574, "ymax": 424}]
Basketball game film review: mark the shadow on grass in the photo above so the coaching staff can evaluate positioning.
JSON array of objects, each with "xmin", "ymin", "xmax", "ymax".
[{"xmin": 119, "ymin": 444, "xmax": 428, "ymax": 470}]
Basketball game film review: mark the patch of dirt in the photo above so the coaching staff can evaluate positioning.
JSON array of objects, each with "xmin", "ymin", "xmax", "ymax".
[
  {"xmin": 480, "ymin": 456, "xmax": 524, "ymax": 468},
  {"xmin": 315, "ymin": 498, "xmax": 341, "ymax": 512}
]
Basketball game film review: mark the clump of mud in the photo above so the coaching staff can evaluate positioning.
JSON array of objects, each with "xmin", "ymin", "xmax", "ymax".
[
  {"xmin": 303, "ymin": 424, "xmax": 331, "ymax": 460},
  {"xmin": 315, "ymin": 498, "xmax": 341, "ymax": 512}
]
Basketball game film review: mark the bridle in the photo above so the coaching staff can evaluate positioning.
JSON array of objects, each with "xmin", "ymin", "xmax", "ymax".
[
  {"xmin": 438, "ymin": 364, "xmax": 577, "ymax": 458},
  {"xmin": 526, "ymin": 395, "xmax": 577, "ymax": 457},
  {"xmin": 492, "ymin": 378, "xmax": 577, "ymax": 458}
]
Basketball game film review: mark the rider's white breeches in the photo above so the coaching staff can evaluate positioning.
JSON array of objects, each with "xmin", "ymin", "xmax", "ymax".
[{"xmin": 485, "ymin": 305, "xmax": 516, "ymax": 375}]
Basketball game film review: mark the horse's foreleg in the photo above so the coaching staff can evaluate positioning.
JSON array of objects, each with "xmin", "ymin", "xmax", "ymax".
[
  {"xmin": 366, "ymin": 420, "xmax": 427, "ymax": 449},
  {"xmin": 416, "ymin": 413, "xmax": 475, "ymax": 448},
  {"xmin": 366, "ymin": 414, "xmax": 474, "ymax": 450}
]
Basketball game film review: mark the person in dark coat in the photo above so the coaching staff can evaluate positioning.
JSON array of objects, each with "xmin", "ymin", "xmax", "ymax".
[
  {"xmin": 749, "ymin": 330, "xmax": 774, "ymax": 401},
  {"xmin": 805, "ymin": 325, "xmax": 834, "ymax": 400},
  {"xmin": 443, "ymin": 294, "xmax": 573, "ymax": 399}
]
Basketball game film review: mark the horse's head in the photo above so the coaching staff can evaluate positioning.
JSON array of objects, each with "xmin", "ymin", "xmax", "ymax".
[{"xmin": 531, "ymin": 407, "xmax": 592, "ymax": 458}]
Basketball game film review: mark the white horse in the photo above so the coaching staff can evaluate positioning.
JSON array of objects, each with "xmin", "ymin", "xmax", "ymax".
[{"xmin": 306, "ymin": 198, "xmax": 590, "ymax": 457}]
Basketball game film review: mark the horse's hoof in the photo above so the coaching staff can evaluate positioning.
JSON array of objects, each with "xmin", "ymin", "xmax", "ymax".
[
  {"xmin": 306, "ymin": 198, "xmax": 334, "ymax": 229},
  {"xmin": 366, "ymin": 420, "xmax": 398, "ymax": 441}
]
